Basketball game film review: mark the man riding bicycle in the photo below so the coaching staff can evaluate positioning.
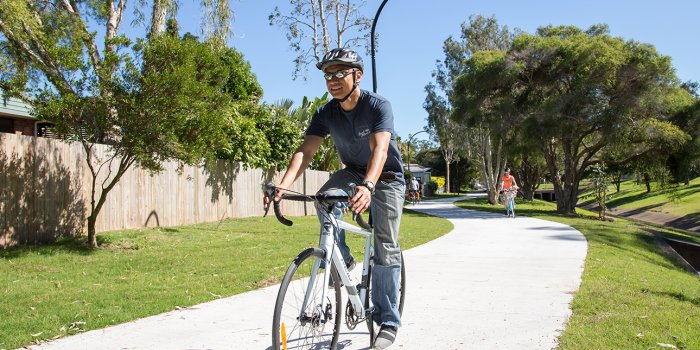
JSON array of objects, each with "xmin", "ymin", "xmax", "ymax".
[{"xmin": 263, "ymin": 48, "xmax": 405, "ymax": 350}]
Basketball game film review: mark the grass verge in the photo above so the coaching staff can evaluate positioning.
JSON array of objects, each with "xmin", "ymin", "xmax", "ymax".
[
  {"xmin": 0, "ymin": 210, "xmax": 452, "ymax": 349},
  {"xmin": 455, "ymin": 198, "xmax": 700, "ymax": 350},
  {"xmin": 599, "ymin": 178, "xmax": 700, "ymax": 217}
]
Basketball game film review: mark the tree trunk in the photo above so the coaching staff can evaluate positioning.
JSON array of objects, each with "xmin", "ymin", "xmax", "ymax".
[
  {"xmin": 543, "ymin": 139, "xmax": 580, "ymax": 215},
  {"xmin": 445, "ymin": 159, "xmax": 451, "ymax": 193},
  {"xmin": 643, "ymin": 172, "xmax": 652, "ymax": 193},
  {"xmin": 515, "ymin": 155, "xmax": 541, "ymax": 201},
  {"xmin": 555, "ymin": 181, "xmax": 581, "ymax": 214},
  {"xmin": 87, "ymin": 215, "xmax": 98, "ymax": 248},
  {"xmin": 615, "ymin": 173, "xmax": 622, "ymax": 192},
  {"xmin": 475, "ymin": 127, "xmax": 505, "ymax": 204},
  {"xmin": 150, "ymin": 0, "xmax": 168, "ymax": 39},
  {"xmin": 442, "ymin": 146, "xmax": 454, "ymax": 194}
]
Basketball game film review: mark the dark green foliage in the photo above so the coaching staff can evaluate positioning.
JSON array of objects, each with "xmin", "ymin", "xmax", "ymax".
[
  {"xmin": 668, "ymin": 98, "xmax": 700, "ymax": 184},
  {"xmin": 218, "ymin": 102, "xmax": 302, "ymax": 170},
  {"xmin": 452, "ymin": 24, "xmax": 688, "ymax": 214},
  {"xmin": 0, "ymin": 1, "xmax": 256, "ymax": 246},
  {"xmin": 117, "ymin": 35, "xmax": 232, "ymax": 170},
  {"xmin": 220, "ymin": 48, "xmax": 263, "ymax": 102}
]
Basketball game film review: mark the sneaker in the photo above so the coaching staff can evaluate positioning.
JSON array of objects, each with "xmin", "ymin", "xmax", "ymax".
[{"xmin": 373, "ymin": 325, "xmax": 398, "ymax": 349}]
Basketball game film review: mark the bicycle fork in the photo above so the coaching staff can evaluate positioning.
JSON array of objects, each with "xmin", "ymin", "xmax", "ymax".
[{"xmin": 298, "ymin": 221, "xmax": 372, "ymax": 325}]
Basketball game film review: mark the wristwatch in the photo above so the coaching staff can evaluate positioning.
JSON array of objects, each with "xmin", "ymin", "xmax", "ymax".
[{"xmin": 360, "ymin": 180, "xmax": 375, "ymax": 195}]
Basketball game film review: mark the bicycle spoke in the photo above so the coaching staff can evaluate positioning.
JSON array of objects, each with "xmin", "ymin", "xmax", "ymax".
[{"xmin": 273, "ymin": 249, "xmax": 340, "ymax": 350}]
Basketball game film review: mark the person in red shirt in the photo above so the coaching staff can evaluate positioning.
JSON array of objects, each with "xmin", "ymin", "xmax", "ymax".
[{"xmin": 500, "ymin": 167, "xmax": 519, "ymax": 210}]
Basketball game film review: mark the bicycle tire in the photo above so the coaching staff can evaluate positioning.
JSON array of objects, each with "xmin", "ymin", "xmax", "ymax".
[
  {"xmin": 272, "ymin": 248, "xmax": 342, "ymax": 350},
  {"xmin": 367, "ymin": 252, "xmax": 406, "ymax": 345}
]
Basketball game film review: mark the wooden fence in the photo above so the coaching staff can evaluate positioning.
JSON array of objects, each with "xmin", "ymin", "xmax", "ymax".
[{"xmin": 0, "ymin": 133, "xmax": 329, "ymax": 248}]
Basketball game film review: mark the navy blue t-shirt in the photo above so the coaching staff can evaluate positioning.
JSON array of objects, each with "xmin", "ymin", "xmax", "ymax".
[{"xmin": 306, "ymin": 90, "xmax": 405, "ymax": 184}]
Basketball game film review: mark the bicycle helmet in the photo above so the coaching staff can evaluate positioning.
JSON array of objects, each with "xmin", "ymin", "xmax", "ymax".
[{"xmin": 316, "ymin": 48, "xmax": 364, "ymax": 72}]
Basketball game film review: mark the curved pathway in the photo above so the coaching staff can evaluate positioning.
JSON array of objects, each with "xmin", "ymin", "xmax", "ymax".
[{"xmin": 30, "ymin": 195, "xmax": 587, "ymax": 350}]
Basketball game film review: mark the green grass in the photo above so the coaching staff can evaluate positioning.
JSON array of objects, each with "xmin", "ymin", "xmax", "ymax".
[
  {"xmin": 455, "ymin": 198, "xmax": 700, "ymax": 350},
  {"xmin": 0, "ymin": 211, "xmax": 453, "ymax": 349},
  {"xmin": 594, "ymin": 177, "xmax": 700, "ymax": 217}
]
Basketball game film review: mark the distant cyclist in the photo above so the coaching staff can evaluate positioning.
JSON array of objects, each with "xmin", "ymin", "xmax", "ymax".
[
  {"xmin": 408, "ymin": 177, "xmax": 419, "ymax": 204},
  {"xmin": 500, "ymin": 168, "xmax": 519, "ymax": 210},
  {"xmin": 264, "ymin": 48, "xmax": 405, "ymax": 349}
]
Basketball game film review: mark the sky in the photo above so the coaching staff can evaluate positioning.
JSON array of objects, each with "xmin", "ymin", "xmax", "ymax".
[{"xmin": 134, "ymin": 0, "xmax": 700, "ymax": 144}]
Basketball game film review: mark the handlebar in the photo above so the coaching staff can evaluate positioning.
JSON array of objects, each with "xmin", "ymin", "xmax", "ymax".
[{"xmin": 264, "ymin": 183, "xmax": 372, "ymax": 230}]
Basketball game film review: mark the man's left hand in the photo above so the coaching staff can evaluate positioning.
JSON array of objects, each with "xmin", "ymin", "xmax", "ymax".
[{"xmin": 349, "ymin": 185, "xmax": 372, "ymax": 214}]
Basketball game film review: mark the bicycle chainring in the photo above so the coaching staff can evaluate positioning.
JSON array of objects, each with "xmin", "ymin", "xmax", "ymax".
[{"xmin": 345, "ymin": 300, "xmax": 359, "ymax": 330}]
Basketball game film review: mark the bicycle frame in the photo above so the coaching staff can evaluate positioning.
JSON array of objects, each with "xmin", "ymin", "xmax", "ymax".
[
  {"xmin": 504, "ymin": 188, "xmax": 517, "ymax": 216},
  {"xmin": 299, "ymin": 211, "xmax": 374, "ymax": 323}
]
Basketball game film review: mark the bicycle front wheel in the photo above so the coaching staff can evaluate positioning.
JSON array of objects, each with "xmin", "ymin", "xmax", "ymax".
[{"xmin": 272, "ymin": 248, "xmax": 342, "ymax": 350}]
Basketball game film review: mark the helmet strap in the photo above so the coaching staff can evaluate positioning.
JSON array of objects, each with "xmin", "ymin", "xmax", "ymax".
[{"xmin": 338, "ymin": 71, "xmax": 359, "ymax": 103}]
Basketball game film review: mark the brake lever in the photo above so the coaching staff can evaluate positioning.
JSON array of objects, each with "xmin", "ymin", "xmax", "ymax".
[
  {"xmin": 347, "ymin": 183, "xmax": 372, "ymax": 230},
  {"xmin": 263, "ymin": 182, "xmax": 276, "ymax": 217}
]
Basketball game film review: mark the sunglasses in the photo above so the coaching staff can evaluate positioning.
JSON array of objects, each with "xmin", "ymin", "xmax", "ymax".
[{"xmin": 323, "ymin": 69, "xmax": 356, "ymax": 81}]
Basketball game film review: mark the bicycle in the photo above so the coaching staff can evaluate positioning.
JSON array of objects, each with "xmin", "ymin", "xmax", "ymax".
[
  {"xmin": 407, "ymin": 190, "xmax": 418, "ymax": 205},
  {"xmin": 503, "ymin": 187, "xmax": 518, "ymax": 217},
  {"xmin": 265, "ymin": 183, "xmax": 406, "ymax": 350}
]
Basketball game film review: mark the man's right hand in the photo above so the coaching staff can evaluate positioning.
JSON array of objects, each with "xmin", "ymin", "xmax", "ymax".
[{"xmin": 263, "ymin": 183, "xmax": 287, "ymax": 211}]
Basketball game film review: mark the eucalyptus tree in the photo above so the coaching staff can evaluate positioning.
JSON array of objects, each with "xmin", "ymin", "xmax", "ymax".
[
  {"xmin": 0, "ymin": 1, "xmax": 241, "ymax": 247},
  {"xmin": 425, "ymin": 15, "xmax": 514, "ymax": 204},
  {"xmin": 451, "ymin": 50, "xmax": 522, "ymax": 204},
  {"xmin": 509, "ymin": 25, "xmax": 687, "ymax": 214},
  {"xmin": 269, "ymin": 0, "xmax": 372, "ymax": 80}
]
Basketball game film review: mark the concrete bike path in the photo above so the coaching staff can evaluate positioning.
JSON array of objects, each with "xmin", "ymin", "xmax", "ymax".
[{"xmin": 28, "ymin": 195, "xmax": 588, "ymax": 350}]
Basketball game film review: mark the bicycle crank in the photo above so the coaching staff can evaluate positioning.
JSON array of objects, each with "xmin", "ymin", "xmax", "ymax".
[{"xmin": 345, "ymin": 300, "xmax": 360, "ymax": 330}]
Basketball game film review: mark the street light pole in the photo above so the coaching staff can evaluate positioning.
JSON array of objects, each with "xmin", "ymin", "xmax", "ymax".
[
  {"xmin": 371, "ymin": 0, "xmax": 389, "ymax": 94},
  {"xmin": 405, "ymin": 130, "xmax": 428, "ymax": 176}
]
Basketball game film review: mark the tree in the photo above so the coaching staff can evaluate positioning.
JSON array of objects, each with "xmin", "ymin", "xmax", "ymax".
[
  {"xmin": 269, "ymin": 0, "xmax": 372, "ymax": 80},
  {"xmin": 0, "ymin": 1, "xmax": 238, "ymax": 247},
  {"xmin": 426, "ymin": 15, "xmax": 514, "ymax": 204},
  {"xmin": 668, "ymin": 93, "xmax": 700, "ymax": 185},
  {"xmin": 509, "ymin": 25, "xmax": 687, "ymax": 214},
  {"xmin": 451, "ymin": 50, "xmax": 521, "ymax": 204},
  {"xmin": 424, "ymin": 83, "xmax": 467, "ymax": 196},
  {"xmin": 590, "ymin": 164, "xmax": 610, "ymax": 220},
  {"xmin": 217, "ymin": 101, "xmax": 302, "ymax": 171},
  {"xmin": 510, "ymin": 134, "xmax": 547, "ymax": 201}
]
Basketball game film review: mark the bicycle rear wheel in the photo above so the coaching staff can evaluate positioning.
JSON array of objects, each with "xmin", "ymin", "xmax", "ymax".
[
  {"xmin": 367, "ymin": 252, "xmax": 406, "ymax": 345},
  {"xmin": 272, "ymin": 248, "xmax": 342, "ymax": 350},
  {"xmin": 508, "ymin": 198, "xmax": 516, "ymax": 217}
]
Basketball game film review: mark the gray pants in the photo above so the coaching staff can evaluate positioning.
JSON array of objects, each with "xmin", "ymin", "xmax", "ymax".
[{"xmin": 317, "ymin": 168, "xmax": 404, "ymax": 327}]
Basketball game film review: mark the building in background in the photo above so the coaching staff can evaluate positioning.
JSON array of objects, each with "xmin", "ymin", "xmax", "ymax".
[
  {"xmin": 406, "ymin": 163, "xmax": 432, "ymax": 195},
  {"xmin": 0, "ymin": 90, "xmax": 54, "ymax": 137}
]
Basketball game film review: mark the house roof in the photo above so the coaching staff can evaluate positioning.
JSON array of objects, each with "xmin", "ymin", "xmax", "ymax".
[
  {"xmin": 0, "ymin": 90, "xmax": 34, "ymax": 119},
  {"xmin": 406, "ymin": 163, "xmax": 432, "ymax": 173}
]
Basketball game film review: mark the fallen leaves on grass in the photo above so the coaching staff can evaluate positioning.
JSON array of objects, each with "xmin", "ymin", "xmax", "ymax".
[{"xmin": 60, "ymin": 321, "xmax": 86, "ymax": 334}]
